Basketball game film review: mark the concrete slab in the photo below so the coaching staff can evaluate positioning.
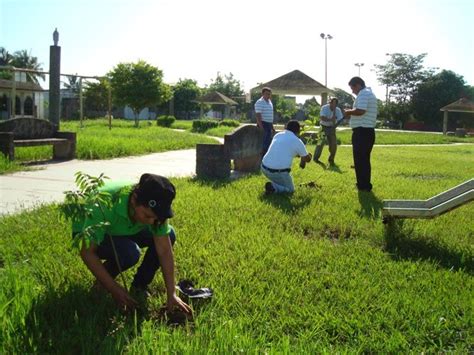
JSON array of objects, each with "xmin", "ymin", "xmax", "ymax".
[{"xmin": 0, "ymin": 149, "xmax": 196, "ymax": 216}]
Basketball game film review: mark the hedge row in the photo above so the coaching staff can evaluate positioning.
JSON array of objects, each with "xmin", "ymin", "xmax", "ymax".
[
  {"xmin": 156, "ymin": 115, "xmax": 176, "ymax": 127},
  {"xmin": 192, "ymin": 118, "xmax": 240, "ymax": 132}
]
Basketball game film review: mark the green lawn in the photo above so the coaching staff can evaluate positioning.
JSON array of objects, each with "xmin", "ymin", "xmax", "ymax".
[
  {"xmin": 335, "ymin": 129, "xmax": 474, "ymax": 145},
  {"xmin": 1, "ymin": 145, "xmax": 473, "ymax": 353},
  {"xmin": 2, "ymin": 119, "xmax": 473, "ymax": 175},
  {"xmin": 0, "ymin": 119, "xmax": 217, "ymax": 174}
]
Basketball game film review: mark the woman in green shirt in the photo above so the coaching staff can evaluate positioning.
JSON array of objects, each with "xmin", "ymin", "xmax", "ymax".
[{"xmin": 74, "ymin": 173, "xmax": 191, "ymax": 314}]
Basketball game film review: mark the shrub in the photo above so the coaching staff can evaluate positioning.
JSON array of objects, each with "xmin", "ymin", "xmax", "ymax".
[
  {"xmin": 192, "ymin": 119, "xmax": 219, "ymax": 133},
  {"xmin": 156, "ymin": 115, "xmax": 176, "ymax": 127},
  {"xmin": 219, "ymin": 119, "xmax": 240, "ymax": 127}
]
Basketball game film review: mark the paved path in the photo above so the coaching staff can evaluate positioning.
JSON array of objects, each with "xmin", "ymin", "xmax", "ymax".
[
  {"xmin": 1, "ymin": 141, "xmax": 472, "ymax": 216},
  {"xmin": 0, "ymin": 149, "xmax": 197, "ymax": 215}
]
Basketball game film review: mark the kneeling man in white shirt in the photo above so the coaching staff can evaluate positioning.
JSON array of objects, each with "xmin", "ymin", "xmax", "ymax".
[{"xmin": 261, "ymin": 120, "xmax": 312, "ymax": 194}]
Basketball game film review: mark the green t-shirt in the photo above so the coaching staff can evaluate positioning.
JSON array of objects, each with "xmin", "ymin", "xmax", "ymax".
[{"xmin": 71, "ymin": 180, "xmax": 171, "ymax": 245}]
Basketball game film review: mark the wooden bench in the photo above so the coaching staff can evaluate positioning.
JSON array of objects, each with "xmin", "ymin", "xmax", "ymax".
[
  {"xmin": 0, "ymin": 117, "xmax": 76, "ymax": 161},
  {"xmin": 196, "ymin": 125, "xmax": 263, "ymax": 179}
]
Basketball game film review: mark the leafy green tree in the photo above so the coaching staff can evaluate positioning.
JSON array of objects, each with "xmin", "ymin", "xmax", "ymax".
[
  {"xmin": 207, "ymin": 72, "xmax": 244, "ymax": 116},
  {"xmin": 208, "ymin": 72, "xmax": 244, "ymax": 98},
  {"xmin": 0, "ymin": 47, "xmax": 13, "ymax": 80},
  {"xmin": 302, "ymin": 97, "xmax": 321, "ymax": 125},
  {"xmin": 375, "ymin": 53, "xmax": 434, "ymax": 104},
  {"xmin": 63, "ymin": 74, "xmax": 81, "ymax": 93},
  {"xmin": 375, "ymin": 53, "xmax": 434, "ymax": 123},
  {"xmin": 332, "ymin": 88, "xmax": 354, "ymax": 109},
  {"xmin": 108, "ymin": 60, "xmax": 171, "ymax": 127},
  {"xmin": 172, "ymin": 78, "xmax": 202, "ymax": 119},
  {"xmin": 11, "ymin": 49, "xmax": 45, "ymax": 84},
  {"xmin": 275, "ymin": 97, "xmax": 297, "ymax": 123},
  {"xmin": 412, "ymin": 70, "xmax": 466, "ymax": 129},
  {"xmin": 84, "ymin": 79, "xmax": 111, "ymax": 116},
  {"xmin": 463, "ymin": 85, "xmax": 474, "ymax": 100}
]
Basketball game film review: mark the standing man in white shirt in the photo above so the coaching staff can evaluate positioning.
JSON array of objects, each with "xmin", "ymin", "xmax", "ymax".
[
  {"xmin": 255, "ymin": 87, "xmax": 275, "ymax": 156},
  {"xmin": 314, "ymin": 97, "xmax": 344, "ymax": 166},
  {"xmin": 344, "ymin": 77, "xmax": 378, "ymax": 192},
  {"xmin": 261, "ymin": 120, "xmax": 312, "ymax": 194}
]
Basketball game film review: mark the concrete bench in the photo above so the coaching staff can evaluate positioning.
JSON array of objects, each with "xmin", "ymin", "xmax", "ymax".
[
  {"xmin": 196, "ymin": 125, "xmax": 263, "ymax": 179},
  {"xmin": 0, "ymin": 117, "xmax": 76, "ymax": 161}
]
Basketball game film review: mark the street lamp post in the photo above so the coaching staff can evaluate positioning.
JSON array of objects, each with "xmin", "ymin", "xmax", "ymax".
[
  {"xmin": 320, "ymin": 33, "xmax": 332, "ymax": 87},
  {"xmin": 354, "ymin": 62, "xmax": 364, "ymax": 76}
]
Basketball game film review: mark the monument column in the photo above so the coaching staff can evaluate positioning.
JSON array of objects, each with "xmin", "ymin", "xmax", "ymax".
[
  {"xmin": 49, "ymin": 28, "xmax": 61, "ymax": 129},
  {"xmin": 321, "ymin": 92, "xmax": 328, "ymax": 106}
]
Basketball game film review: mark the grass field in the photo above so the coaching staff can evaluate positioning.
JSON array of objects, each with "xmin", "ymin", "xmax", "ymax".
[
  {"xmin": 1, "ymin": 145, "xmax": 473, "ymax": 353},
  {"xmin": 2, "ymin": 119, "xmax": 473, "ymax": 175}
]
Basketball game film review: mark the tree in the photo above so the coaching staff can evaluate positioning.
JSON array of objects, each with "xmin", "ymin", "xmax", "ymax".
[
  {"xmin": 375, "ymin": 53, "xmax": 434, "ymax": 122},
  {"xmin": 172, "ymin": 79, "xmax": 202, "ymax": 119},
  {"xmin": 207, "ymin": 72, "xmax": 244, "ymax": 115},
  {"xmin": 332, "ymin": 88, "xmax": 354, "ymax": 109},
  {"xmin": 84, "ymin": 79, "xmax": 111, "ymax": 117},
  {"xmin": 275, "ymin": 97, "xmax": 297, "ymax": 123},
  {"xmin": 108, "ymin": 61, "xmax": 171, "ymax": 127},
  {"xmin": 11, "ymin": 49, "xmax": 45, "ymax": 84},
  {"xmin": 0, "ymin": 47, "xmax": 13, "ymax": 80},
  {"xmin": 302, "ymin": 97, "xmax": 321, "ymax": 125},
  {"xmin": 208, "ymin": 72, "xmax": 244, "ymax": 98},
  {"xmin": 375, "ymin": 53, "xmax": 434, "ymax": 104},
  {"xmin": 63, "ymin": 74, "xmax": 81, "ymax": 93},
  {"xmin": 412, "ymin": 70, "xmax": 466, "ymax": 129}
]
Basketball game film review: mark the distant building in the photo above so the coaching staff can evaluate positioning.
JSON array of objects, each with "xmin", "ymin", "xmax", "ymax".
[{"xmin": 0, "ymin": 72, "xmax": 45, "ymax": 120}]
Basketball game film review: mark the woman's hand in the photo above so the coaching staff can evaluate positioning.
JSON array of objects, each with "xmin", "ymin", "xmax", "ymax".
[
  {"xmin": 110, "ymin": 285, "xmax": 138, "ymax": 311},
  {"xmin": 167, "ymin": 293, "xmax": 192, "ymax": 314}
]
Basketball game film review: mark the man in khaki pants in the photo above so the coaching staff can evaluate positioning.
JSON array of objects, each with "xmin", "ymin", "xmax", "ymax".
[{"xmin": 314, "ymin": 97, "xmax": 343, "ymax": 166}]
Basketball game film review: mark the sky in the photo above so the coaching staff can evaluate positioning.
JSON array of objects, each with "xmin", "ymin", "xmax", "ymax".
[{"xmin": 1, "ymin": 0, "xmax": 473, "ymax": 102}]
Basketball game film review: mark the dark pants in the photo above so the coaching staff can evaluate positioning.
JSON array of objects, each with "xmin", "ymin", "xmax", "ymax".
[
  {"xmin": 352, "ymin": 127, "xmax": 375, "ymax": 191},
  {"xmin": 314, "ymin": 126, "xmax": 337, "ymax": 163},
  {"xmin": 262, "ymin": 121, "xmax": 273, "ymax": 155},
  {"xmin": 94, "ymin": 227, "xmax": 176, "ymax": 290}
]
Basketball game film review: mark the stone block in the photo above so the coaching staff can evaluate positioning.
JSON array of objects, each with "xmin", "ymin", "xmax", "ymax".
[{"xmin": 196, "ymin": 144, "xmax": 230, "ymax": 179}]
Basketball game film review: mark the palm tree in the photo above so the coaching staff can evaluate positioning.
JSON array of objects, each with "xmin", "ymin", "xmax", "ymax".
[
  {"xmin": 0, "ymin": 47, "xmax": 13, "ymax": 80},
  {"xmin": 11, "ymin": 49, "xmax": 45, "ymax": 84},
  {"xmin": 63, "ymin": 74, "xmax": 81, "ymax": 93},
  {"xmin": 0, "ymin": 47, "xmax": 13, "ymax": 66}
]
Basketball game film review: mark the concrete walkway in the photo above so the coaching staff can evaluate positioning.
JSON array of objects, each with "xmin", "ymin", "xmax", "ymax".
[{"xmin": 0, "ymin": 149, "xmax": 197, "ymax": 216}]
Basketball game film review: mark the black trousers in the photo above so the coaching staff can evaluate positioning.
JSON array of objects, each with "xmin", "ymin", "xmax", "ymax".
[
  {"xmin": 351, "ymin": 127, "xmax": 375, "ymax": 191},
  {"xmin": 74, "ymin": 228, "xmax": 176, "ymax": 290}
]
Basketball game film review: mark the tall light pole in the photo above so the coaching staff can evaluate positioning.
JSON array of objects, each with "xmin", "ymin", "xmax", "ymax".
[
  {"xmin": 354, "ymin": 62, "xmax": 364, "ymax": 76},
  {"xmin": 320, "ymin": 33, "xmax": 332, "ymax": 87}
]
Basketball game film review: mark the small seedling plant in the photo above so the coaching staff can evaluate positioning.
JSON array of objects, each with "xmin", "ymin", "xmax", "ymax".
[{"xmin": 61, "ymin": 171, "xmax": 129, "ymax": 290}]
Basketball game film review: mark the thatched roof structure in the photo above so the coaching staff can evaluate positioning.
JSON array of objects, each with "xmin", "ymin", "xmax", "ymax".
[
  {"xmin": 440, "ymin": 98, "xmax": 474, "ymax": 113},
  {"xmin": 251, "ymin": 69, "xmax": 333, "ymax": 96},
  {"xmin": 193, "ymin": 91, "xmax": 238, "ymax": 105}
]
